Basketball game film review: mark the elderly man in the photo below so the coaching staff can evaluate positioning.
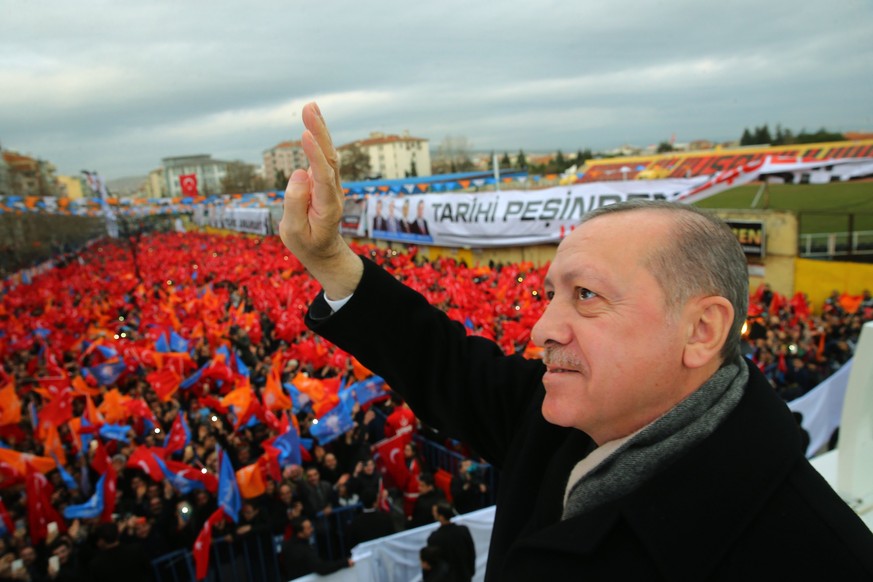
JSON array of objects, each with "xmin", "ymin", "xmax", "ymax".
[{"xmin": 278, "ymin": 102, "xmax": 873, "ymax": 580}]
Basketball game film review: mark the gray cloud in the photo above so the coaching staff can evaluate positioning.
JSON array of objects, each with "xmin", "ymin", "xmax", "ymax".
[{"xmin": 1, "ymin": 0, "xmax": 871, "ymax": 179}]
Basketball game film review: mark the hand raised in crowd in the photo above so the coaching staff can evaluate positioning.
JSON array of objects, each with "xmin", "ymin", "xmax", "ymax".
[{"xmin": 280, "ymin": 102, "xmax": 363, "ymax": 300}]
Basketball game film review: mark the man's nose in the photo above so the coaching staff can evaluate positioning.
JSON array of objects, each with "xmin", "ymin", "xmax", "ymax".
[{"xmin": 531, "ymin": 300, "xmax": 571, "ymax": 348}]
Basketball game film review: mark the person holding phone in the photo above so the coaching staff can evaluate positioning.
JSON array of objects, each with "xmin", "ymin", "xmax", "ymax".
[{"xmin": 46, "ymin": 537, "xmax": 83, "ymax": 582}]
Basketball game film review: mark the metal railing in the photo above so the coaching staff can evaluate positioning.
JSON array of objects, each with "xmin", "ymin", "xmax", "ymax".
[
  {"xmin": 798, "ymin": 230, "xmax": 873, "ymax": 258},
  {"xmin": 151, "ymin": 531, "xmax": 282, "ymax": 582}
]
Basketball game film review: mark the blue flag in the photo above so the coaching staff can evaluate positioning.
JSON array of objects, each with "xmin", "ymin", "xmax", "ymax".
[
  {"xmin": 152, "ymin": 453, "xmax": 203, "ymax": 495},
  {"xmin": 155, "ymin": 333, "xmax": 170, "ymax": 353},
  {"xmin": 309, "ymin": 400, "xmax": 355, "ymax": 445},
  {"xmin": 94, "ymin": 345, "xmax": 119, "ymax": 360},
  {"xmin": 63, "ymin": 474, "xmax": 105, "ymax": 519},
  {"xmin": 169, "ymin": 331, "xmax": 189, "ymax": 353},
  {"xmin": 283, "ymin": 382, "xmax": 310, "ymax": 414},
  {"xmin": 99, "ymin": 423, "xmax": 131, "ymax": 443},
  {"xmin": 272, "ymin": 426, "xmax": 302, "ymax": 467},
  {"xmin": 217, "ymin": 447, "xmax": 241, "ymax": 522},
  {"xmin": 51, "ymin": 453, "xmax": 78, "ymax": 491},
  {"xmin": 85, "ymin": 358, "xmax": 126, "ymax": 386},
  {"xmin": 180, "ymin": 364, "xmax": 206, "ymax": 390},
  {"xmin": 351, "ymin": 376, "xmax": 388, "ymax": 407}
]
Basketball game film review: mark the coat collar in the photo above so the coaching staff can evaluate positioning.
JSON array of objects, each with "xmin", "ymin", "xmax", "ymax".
[{"xmin": 513, "ymin": 363, "xmax": 803, "ymax": 580}]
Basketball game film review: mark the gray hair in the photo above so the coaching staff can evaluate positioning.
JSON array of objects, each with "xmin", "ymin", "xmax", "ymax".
[{"xmin": 580, "ymin": 200, "xmax": 748, "ymax": 363}]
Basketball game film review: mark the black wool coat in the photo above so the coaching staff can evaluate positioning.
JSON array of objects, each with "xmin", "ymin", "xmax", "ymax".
[{"xmin": 307, "ymin": 257, "xmax": 873, "ymax": 581}]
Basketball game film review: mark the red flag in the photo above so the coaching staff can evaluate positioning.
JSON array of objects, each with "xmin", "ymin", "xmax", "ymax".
[
  {"xmin": 37, "ymin": 388, "xmax": 73, "ymax": 428},
  {"xmin": 124, "ymin": 398, "xmax": 158, "ymax": 427},
  {"xmin": 180, "ymin": 174, "xmax": 198, "ymax": 197},
  {"xmin": 127, "ymin": 447, "xmax": 165, "ymax": 482},
  {"xmin": 164, "ymin": 412, "xmax": 189, "ymax": 455},
  {"xmin": 146, "ymin": 367, "xmax": 182, "ymax": 402},
  {"xmin": 372, "ymin": 429, "xmax": 412, "ymax": 490},
  {"xmin": 165, "ymin": 459, "xmax": 218, "ymax": 493},
  {"xmin": 26, "ymin": 463, "xmax": 66, "ymax": 544},
  {"xmin": 194, "ymin": 508, "xmax": 226, "ymax": 580},
  {"xmin": 100, "ymin": 465, "xmax": 117, "ymax": 523},
  {"xmin": 91, "ymin": 439, "xmax": 111, "ymax": 475}
]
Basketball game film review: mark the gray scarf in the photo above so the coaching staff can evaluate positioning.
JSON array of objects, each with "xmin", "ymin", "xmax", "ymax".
[{"xmin": 562, "ymin": 357, "xmax": 748, "ymax": 520}]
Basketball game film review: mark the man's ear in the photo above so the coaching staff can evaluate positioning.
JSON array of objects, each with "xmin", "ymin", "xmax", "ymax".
[{"xmin": 683, "ymin": 296, "xmax": 734, "ymax": 369}]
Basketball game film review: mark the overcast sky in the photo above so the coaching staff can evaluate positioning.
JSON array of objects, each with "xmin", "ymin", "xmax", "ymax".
[{"xmin": 2, "ymin": 0, "xmax": 871, "ymax": 180}]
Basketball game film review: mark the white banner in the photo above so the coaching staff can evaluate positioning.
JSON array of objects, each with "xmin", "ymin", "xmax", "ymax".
[
  {"xmin": 362, "ymin": 157, "xmax": 873, "ymax": 248},
  {"xmin": 224, "ymin": 207, "xmax": 271, "ymax": 235},
  {"xmin": 366, "ymin": 178, "xmax": 709, "ymax": 247},
  {"xmin": 788, "ymin": 358, "xmax": 853, "ymax": 458}
]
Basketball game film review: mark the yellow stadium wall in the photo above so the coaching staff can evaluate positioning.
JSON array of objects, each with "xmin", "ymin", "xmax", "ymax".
[{"xmin": 794, "ymin": 258, "xmax": 873, "ymax": 313}]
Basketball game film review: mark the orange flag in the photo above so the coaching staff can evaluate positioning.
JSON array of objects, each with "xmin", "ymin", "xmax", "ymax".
[
  {"xmin": 262, "ymin": 367, "xmax": 291, "ymax": 412},
  {"xmin": 84, "ymin": 395, "xmax": 105, "ymax": 426},
  {"xmin": 98, "ymin": 389, "xmax": 129, "ymax": 424},
  {"xmin": 220, "ymin": 382, "xmax": 253, "ymax": 413},
  {"xmin": 0, "ymin": 380, "xmax": 21, "ymax": 426},
  {"xmin": 71, "ymin": 375, "xmax": 101, "ymax": 398},
  {"xmin": 0, "ymin": 448, "xmax": 55, "ymax": 476},
  {"xmin": 43, "ymin": 424, "xmax": 66, "ymax": 467},
  {"xmin": 351, "ymin": 357, "xmax": 372, "ymax": 381},
  {"xmin": 291, "ymin": 372, "xmax": 326, "ymax": 403},
  {"xmin": 236, "ymin": 462, "xmax": 266, "ymax": 499}
]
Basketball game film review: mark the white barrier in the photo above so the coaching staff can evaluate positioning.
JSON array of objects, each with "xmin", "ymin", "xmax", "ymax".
[{"xmin": 290, "ymin": 506, "xmax": 495, "ymax": 582}]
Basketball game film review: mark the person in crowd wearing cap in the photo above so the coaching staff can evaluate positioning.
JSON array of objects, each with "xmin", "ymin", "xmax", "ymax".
[{"xmin": 277, "ymin": 102, "xmax": 873, "ymax": 580}]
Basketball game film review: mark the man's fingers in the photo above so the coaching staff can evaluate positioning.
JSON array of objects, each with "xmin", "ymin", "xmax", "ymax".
[
  {"xmin": 302, "ymin": 102, "xmax": 342, "ymax": 191},
  {"xmin": 282, "ymin": 169, "xmax": 311, "ymax": 239}
]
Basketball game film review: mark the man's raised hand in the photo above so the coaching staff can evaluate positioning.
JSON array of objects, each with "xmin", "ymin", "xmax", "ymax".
[{"xmin": 279, "ymin": 102, "xmax": 363, "ymax": 299}]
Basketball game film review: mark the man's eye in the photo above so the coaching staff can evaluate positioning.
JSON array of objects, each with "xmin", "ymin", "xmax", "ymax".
[
  {"xmin": 576, "ymin": 288, "xmax": 597, "ymax": 301},
  {"xmin": 544, "ymin": 290, "xmax": 554, "ymax": 301}
]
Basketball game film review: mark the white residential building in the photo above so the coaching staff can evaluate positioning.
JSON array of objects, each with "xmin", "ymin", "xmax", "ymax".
[
  {"xmin": 339, "ymin": 131, "xmax": 431, "ymax": 180},
  {"xmin": 263, "ymin": 140, "xmax": 307, "ymax": 188},
  {"xmin": 162, "ymin": 155, "xmax": 228, "ymax": 197}
]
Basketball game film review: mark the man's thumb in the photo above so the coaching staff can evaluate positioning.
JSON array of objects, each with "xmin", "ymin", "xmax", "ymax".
[{"xmin": 282, "ymin": 169, "xmax": 311, "ymax": 232}]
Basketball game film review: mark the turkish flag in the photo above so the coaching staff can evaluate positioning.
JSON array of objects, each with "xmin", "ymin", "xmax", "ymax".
[
  {"xmin": 146, "ymin": 368, "xmax": 182, "ymax": 402},
  {"xmin": 194, "ymin": 508, "xmax": 226, "ymax": 580},
  {"xmin": 372, "ymin": 428, "xmax": 412, "ymax": 490},
  {"xmin": 26, "ymin": 464, "xmax": 66, "ymax": 544},
  {"xmin": 37, "ymin": 388, "xmax": 73, "ymax": 428},
  {"xmin": 179, "ymin": 174, "xmax": 198, "ymax": 197},
  {"xmin": 126, "ymin": 447, "xmax": 165, "ymax": 482}
]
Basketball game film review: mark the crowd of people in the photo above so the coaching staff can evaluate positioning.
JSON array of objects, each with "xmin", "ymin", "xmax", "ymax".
[{"xmin": 0, "ymin": 229, "xmax": 869, "ymax": 581}]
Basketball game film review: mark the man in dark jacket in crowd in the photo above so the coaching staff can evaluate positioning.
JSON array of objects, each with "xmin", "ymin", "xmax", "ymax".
[
  {"xmin": 426, "ymin": 501, "xmax": 475, "ymax": 582},
  {"xmin": 280, "ymin": 517, "xmax": 353, "ymax": 579},
  {"xmin": 278, "ymin": 102, "xmax": 873, "ymax": 580},
  {"xmin": 88, "ymin": 523, "xmax": 152, "ymax": 582},
  {"xmin": 346, "ymin": 488, "xmax": 396, "ymax": 548}
]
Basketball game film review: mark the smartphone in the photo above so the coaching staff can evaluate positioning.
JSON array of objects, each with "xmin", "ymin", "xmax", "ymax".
[
  {"xmin": 11, "ymin": 560, "xmax": 23, "ymax": 573},
  {"xmin": 178, "ymin": 502, "xmax": 192, "ymax": 522},
  {"xmin": 47, "ymin": 521, "xmax": 59, "ymax": 537},
  {"xmin": 49, "ymin": 555, "xmax": 60, "ymax": 572}
]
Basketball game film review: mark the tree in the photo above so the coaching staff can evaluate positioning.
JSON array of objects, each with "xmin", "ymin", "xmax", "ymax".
[
  {"xmin": 754, "ymin": 124, "xmax": 772, "ymax": 145},
  {"xmin": 740, "ymin": 128, "xmax": 753, "ymax": 146},
  {"xmin": 339, "ymin": 143, "xmax": 371, "ymax": 181},
  {"xmin": 574, "ymin": 149, "xmax": 593, "ymax": 166},
  {"xmin": 517, "ymin": 149, "xmax": 527, "ymax": 169},
  {"xmin": 406, "ymin": 159, "xmax": 418, "ymax": 178},
  {"xmin": 432, "ymin": 135, "xmax": 475, "ymax": 174},
  {"xmin": 274, "ymin": 170, "xmax": 287, "ymax": 190},
  {"xmin": 656, "ymin": 141, "xmax": 674, "ymax": 153},
  {"xmin": 221, "ymin": 161, "xmax": 266, "ymax": 194},
  {"xmin": 500, "ymin": 152, "xmax": 512, "ymax": 168}
]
